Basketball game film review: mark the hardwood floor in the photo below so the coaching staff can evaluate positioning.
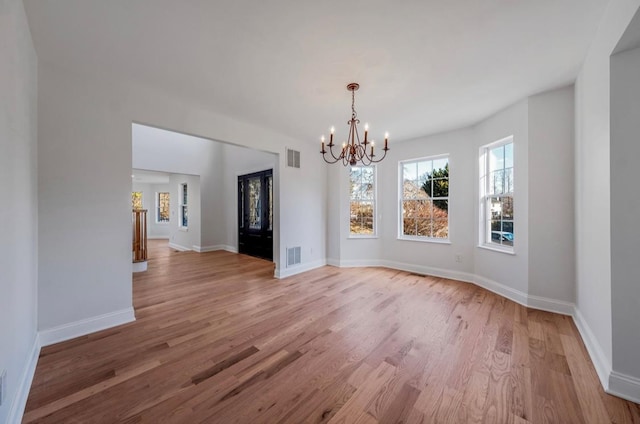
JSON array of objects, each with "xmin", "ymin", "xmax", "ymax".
[{"xmin": 24, "ymin": 240, "xmax": 640, "ymax": 423}]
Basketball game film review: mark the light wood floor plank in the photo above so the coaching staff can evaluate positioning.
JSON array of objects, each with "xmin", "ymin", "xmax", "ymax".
[{"xmin": 23, "ymin": 240, "xmax": 640, "ymax": 423}]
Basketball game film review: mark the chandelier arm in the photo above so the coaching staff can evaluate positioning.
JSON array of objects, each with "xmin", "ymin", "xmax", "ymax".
[{"xmin": 319, "ymin": 82, "xmax": 389, "ymax": 167}]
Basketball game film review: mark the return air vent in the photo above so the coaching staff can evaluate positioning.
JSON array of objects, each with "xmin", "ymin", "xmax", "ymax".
[
  {"xmin": 287, "ymin": 246, "xmax": 301, "ymax": 267},
  {"xmin": 287, "ymin": 148, "xmax": 300, "ymax": 168}
]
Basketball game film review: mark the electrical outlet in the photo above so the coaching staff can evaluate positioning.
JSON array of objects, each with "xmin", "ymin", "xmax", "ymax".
[
  {"xmin": 0, "ymin": 369, "xmax": 6, "ymax": 406},
  {"xmin": 455, "ymin": 254, "xmax": 463, "ymax": 263}
]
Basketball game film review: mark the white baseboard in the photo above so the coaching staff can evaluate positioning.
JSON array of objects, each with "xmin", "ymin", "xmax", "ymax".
[
  {"xmin": 7, "ymin": 334, "xmax": 41, "ymax": 424},
  {"xmin": 39, "ymin": 308, "xmax": 136, "ymax": 347},
  {"xmin": 608, "ymin": 371, "xmax": 640, "ymax": 404},
  {"xmin": 147, "ymin": 236, "xmax": 169, "ymax": 240},
  {"xmin": 168, "ymin": 242, "xmax": 191, "ymax": 252},
  {"xmin": 192, "ymin": 245, "xmax": 238, "ymax": 253},
  {"xmin": 381, "ymin": 259, "xmax": 476, "ymax": 284},
  {"xmin": 572, "ymin": 307, "xmax": 611, "ymax": 390},
  {"xmin": 275, "ymin": 259, "xmax": 327, "ymax": 279}
]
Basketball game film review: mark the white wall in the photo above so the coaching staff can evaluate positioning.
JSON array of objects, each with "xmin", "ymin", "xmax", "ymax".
[
  {"xmin": 473, "ymin": 99, "xmax": 530, "ymax": 294},
  {"xmin": 38, "ymin": 60, "xmax": 326, "ymax": 333},
  {"xmin": 527, "ymin": 86, "xmax": 575, "ymax": 302},
  {"xmin": 380, "ymin": 128, "xmax": 476, "ymax": 275},
  {"xmin": 574, "ymin": 0, "xmax": 640, "ymax": 387},
  {"xmin": 0, "ymin": 0, "xmax": 39, "ymax": 421},
  {"xmin": 610, "ymin": 45, "xmax": 640, "ymax": 387},
  {"xmin": 329, "ymin": 88, "xmax": 579, "ymax": 311}
]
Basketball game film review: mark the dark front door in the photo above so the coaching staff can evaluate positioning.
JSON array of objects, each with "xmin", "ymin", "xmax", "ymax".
[{"xmin": 238, "ymin": 169, "xmax": 273, "ymax": 260}]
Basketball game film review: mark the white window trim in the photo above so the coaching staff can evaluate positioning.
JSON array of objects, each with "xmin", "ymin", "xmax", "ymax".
[
  {"xmin": 155, "ymin": 192, "xmax": 170, "ymax": 225},
  {"xmin": 479, "ymin": 135, "xmax": 514, "ymax": 253},
  {"xmin": 179, "ymin": 183, "xmax": 188, "ymax": 230},
  {"xmin": 397, "ymin": 154, "xmax": 450, "ymax": 243},
  {"xmin": 348, "ymin": 165, "xmax": 378, "ymax": 238}
]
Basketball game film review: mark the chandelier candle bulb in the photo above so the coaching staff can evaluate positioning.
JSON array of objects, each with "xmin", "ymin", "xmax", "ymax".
[
  {"xmin": 364, "ymin": 123, "xmax": 369, "ymax": 143},
  {"xmin": 384, "ymin": 132, "xmax": 389, "ymax": 150},
  {"xmin": 330, "ymin": 127, "xmax": 335, "ymax": 145}
]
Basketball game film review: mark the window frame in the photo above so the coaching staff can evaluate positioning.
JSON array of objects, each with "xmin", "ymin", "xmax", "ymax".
[
  {"xmin": 348, "ymin": 165, "xmax": 377, "ymax": 238},
  {"xmin": 398, "ymin": 154, "xmax": 451, "ymax": 243},
  {"xmin": 479, "ymin": 136, "xmax": 514, "ymax": 253},
  {"xmin": 156, "ymin": 192, "xmax": 170, "ymax": 224},
  {"xmin": 179, "ymin": 183, "xmax": 188, "ymax": 229}
]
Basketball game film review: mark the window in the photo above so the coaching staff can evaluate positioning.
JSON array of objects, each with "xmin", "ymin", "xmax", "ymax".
[
  {"xmin": 480, "ymin": 137, "xmax": 514, "ymax": 250},
  {"xmin": 399, "ymin": 156, "xmax": 449, "ymax": 240},
  {"xmin": 132, "ymin": 191, "xmax": 143, "ymax": 210},
  {"xmin": 179, "ymin": 183, "xmax": 188, "ymax": 228},
  {"xmin": 349, "ymin": 166, "xmax": 376, "ymax": 236},
  {"xmin": 156, "ymin": 192, "xmax": 170, "ymax": 223}
]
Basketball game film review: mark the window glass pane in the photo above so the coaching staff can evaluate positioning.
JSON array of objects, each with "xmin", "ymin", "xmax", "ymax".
[
  {"xmin": 403, "ymin": 217, "xmax": 417, "ymax": 236},
  {"xmin": 249, "ymin": 177, "xmax": 261, "ymax": 229},
  {"xmin": 350, "ymin": 166, "xmax": 375, "ymax": 235},
  {"xmin": 433, "ymin": 199, "xmax": 448, "ymax": 216},
  {"xmin": 415, "ymin": 200, "xmax": 432, "ymax": 218},
  {"xmin": 504, "ymin": 168, "xmax": 514, "ymax": 194},
  {"xmin": 400, "ymin": 157, "xmax": 449, "ymax": 240},
  {"xmin": 361, "ymin": 167, "xmax": 374, "ymax": 200},
  {"xmin": 350, "ymin": 201, "xmax": 374, "ymax": 234},
  {"xmin": 504, "ymin": 143, "xmax": 514, "ymax": 169},
  {"xmin": 433, "ymin": 220, "xmax": 448, "ymax": 239},
  {"xmin": 432, "ymin": 158, "xmax": 448, "ymax": 174},
  {"xmin": 502, "ymin": 221, "xmax": 514, "ymax": 234},
  {"xmin": 489, "ymin": 146, "xmax": 504, "ymax": 173},
  {"xmin": 403, "ymin": 162, "xmax": 417, "ymax": 183},
  {"xmin": 158, "ymin": 192, "xmax": 170, "ymax": 222},
  {"xmin": 416, "ymin": 219, "xmax": 431, "ymax": 237},
  {"xmin": 182, "ymin": 206, "xmax": 188, "ymax": 227},
  {"xmin": 403, "ymin": 200, "xmax": 419, "ymax": 218},
  {"xmin": 182, "ymin": 184, "xmax": 188, "ymax": 205},
  {"xmin": 417, "ymin": 161, "xmax": 432, "ymax": 186},
  {"xmin": 490, "ymin": 170, "xmax": 504, "ymax": 195},
  {"xmin": 489, "ymin": 197, "xmax": 502, "ymax": 220},
  {"xmin": 431, "ymin": 178, "xmax": 449, "ymax": 198},
  {"xmin": 502, "ymin": 197, "xmax": 514, "ymax": 220}
]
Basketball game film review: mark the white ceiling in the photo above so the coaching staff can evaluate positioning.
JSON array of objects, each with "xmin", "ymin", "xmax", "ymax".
[{"xmin": 24, "ymin": 0, "xmax": 608, "ymax": 143}]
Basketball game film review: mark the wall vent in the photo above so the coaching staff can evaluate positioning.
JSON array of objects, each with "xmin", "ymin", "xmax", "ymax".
[
  {"xmin": 287, "ymin": 246, "xmax": 301, "ymax": 267},
  {"xmin": 287, "ymin": 149, "xmax": 300, "ymax": 168}
]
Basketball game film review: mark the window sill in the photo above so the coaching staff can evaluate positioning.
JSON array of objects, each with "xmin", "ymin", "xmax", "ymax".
[
  {"xmin": 348, "ymin": 235, "xmax": 378, "ymax": 240},
  {"xmin": 477, "ymin": 244, "xmax": 515, "ymax": 255},
  {"xmin": 397, "ymin": 236, "xmax": 451, "ymax": 245},
  {"xmin": 179, "ymin": 227, "xmax": 189, "ymax": 232},
  {"xmin": 155, "ymin": 222, "xmax": 170, "ymax": 225}
]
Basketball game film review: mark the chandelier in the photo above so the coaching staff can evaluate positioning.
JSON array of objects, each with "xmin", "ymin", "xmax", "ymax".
[{"xmin": 320, "ymin": 83, "xmax": 389, "ymax": 166}]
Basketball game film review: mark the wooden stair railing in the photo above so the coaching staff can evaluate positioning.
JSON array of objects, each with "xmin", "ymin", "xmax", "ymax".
[{"xmin": 132, "ymin": 209, "xmax": 148, "ymax": 263}]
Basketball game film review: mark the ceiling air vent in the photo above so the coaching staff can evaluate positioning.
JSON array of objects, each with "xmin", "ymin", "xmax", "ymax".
[
  {"xmin": 287, "ymin": 148, "xmax": 300, "ymax": 168},
  {"xmin": 287, "ymin": 246, "xmax": 301, "ymax": 267}
]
